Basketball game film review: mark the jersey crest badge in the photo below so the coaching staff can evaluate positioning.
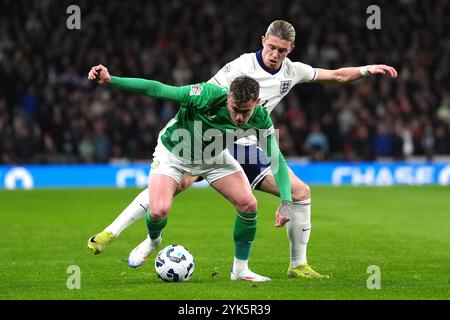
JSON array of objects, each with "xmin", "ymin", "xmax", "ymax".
[
  {"xmin": 222, "ymin": 63, "xmax": 232, "ymax": 73},
  {"xmin": 190, "ymin": 85, "xmax": 203, "ymax": 96},
  {"xmin": 205, "ymin": 111, "xmax": 217, "ymax": 121},
  {"xmin": 280, "ymin": 80, "xmax": 292, "ymax": 95}
]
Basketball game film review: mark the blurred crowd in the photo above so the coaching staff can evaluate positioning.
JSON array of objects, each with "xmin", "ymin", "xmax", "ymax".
[{"xmin": 0, "ymin": 0, "xmax": 449, "ymax": 164}]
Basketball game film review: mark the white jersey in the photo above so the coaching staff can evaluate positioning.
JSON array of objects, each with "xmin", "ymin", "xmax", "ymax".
[{"xmin": 212, "ymin": 51, "xmax": 317, "ymax": 145}]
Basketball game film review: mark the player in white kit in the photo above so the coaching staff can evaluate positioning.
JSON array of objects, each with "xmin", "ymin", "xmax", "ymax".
[{"xmin": 88, "ymin": 20, "xmax": 397, "ymax": 279}]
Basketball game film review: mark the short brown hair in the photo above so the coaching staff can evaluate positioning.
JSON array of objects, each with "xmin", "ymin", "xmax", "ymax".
[{"xmin": 229, "ymin": 76, "xmax": 260, "ymax": 103}]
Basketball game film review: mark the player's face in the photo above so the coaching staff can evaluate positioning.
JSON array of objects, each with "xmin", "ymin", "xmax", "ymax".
[
  {"xmin": 227, "ymin": 93, "xmax": 261, "ymax": 126},
  {"xmin": 261, "ymin": 35, "xmax": 294, "ymax": 70}
]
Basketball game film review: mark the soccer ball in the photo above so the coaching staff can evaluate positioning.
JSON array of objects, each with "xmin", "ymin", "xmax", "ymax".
[{"xmin": 155, "ymin": 244, "xmax": 195, "ymax": 282}]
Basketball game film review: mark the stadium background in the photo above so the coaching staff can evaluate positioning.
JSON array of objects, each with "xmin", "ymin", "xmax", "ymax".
[{"xmin": 1, "ymin": 0, "xmax": 449, "ymax": 165}]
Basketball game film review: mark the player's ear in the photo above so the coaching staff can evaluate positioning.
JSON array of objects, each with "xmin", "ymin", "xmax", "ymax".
[
  {"xmin": 261, "ymin": 35, "xmax": 266, "ymax": 45},
  {"xmin": 288, "ymin": 43, "xmax": 295, "ymax": 54},
  {"xmin": 255, "ymin": 98, "xmax": 261, "ymax": 105},
  {"xmin": 227, "ymin": 92, "xmax": 233, "ymax": 104}
]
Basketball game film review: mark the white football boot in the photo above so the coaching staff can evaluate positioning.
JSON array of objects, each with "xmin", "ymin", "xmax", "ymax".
[
  {"xmin": 128, "ymin": 235, "xmax": 162, "ymax": 268},
  {"xmin": 230, "ymin": 268, "xmax": 271, "ymax": 282}
]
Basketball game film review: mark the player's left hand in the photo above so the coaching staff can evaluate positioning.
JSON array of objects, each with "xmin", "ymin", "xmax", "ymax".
[
  {"xmin": 275, "ymin": 200, "xmax": 292, "ymax": 228},
  {"xmin": 366, "ymin": 64, "xmax": 398, "ymax": 78}
]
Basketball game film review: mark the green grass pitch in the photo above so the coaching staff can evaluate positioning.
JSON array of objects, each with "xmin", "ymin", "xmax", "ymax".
[{"xmin": 0, "ymin": 186, "xmax": 448, "ymax": 300}]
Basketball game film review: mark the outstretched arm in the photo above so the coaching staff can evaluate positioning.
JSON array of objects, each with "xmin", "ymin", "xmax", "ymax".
[
  {"xmin": 314, "ymin": 64, "xmax": 398, "ymax": 84},
  {"xmin": 88, "ymin": 64, "xmax": 186, "ymax": 102}
]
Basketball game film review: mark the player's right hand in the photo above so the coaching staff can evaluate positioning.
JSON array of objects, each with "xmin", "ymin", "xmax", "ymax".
[
  {"xmin": 88, "ymin": 64, "xmax": 111, "ymax": 84},
  {"xmin": 275, "ymin": 200, "xmax": 292, "ymax": 228}
]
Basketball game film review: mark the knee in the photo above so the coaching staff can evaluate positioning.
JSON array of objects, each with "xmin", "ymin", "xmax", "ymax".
[
  {"xmin": 236, "ymin": 196, "xmax": 258, "ymax": 213},
  {"xmin": 292, "ymin": 183, "xmax": 311, "ymax": 202},
  {"xmin": 149, "ymin": 203, "xmax": 171, "ymax": 220}
]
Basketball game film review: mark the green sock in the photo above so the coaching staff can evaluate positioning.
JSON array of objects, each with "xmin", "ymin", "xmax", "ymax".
[
  {"xmin": 145, "ymin": 208, "xmax": 167, "ymax": 240},
  {"xmin": 233, "ymin": 211, "xmax": 257, "ymax": 260}
]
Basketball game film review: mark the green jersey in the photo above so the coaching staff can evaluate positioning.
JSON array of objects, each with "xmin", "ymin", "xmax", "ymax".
[
  {"xmin": 159, "ymin": 83, "xmax": 273, "ymax": 160},
  {"xmin": 109, "ymin": 76, "xmax": 292, "ymax": 202}
]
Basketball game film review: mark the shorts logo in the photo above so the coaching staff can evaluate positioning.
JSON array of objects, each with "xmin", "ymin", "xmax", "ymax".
[
  {"xmin": 151, "ymin": 160, "xmax": 160, "ymax": 169},
  {"xmin": 190, "ymin": 85, "xmax": 203, "ymax": 96},
  {"xmin": 280, "ymin": 80, "xmax": 292, "ymax": 95}
]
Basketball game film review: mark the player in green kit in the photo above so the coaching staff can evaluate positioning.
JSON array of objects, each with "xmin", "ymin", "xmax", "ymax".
[
  {"xmin": 88, "ymin": 67, "xmax": 291, "ymax": 281},
  {"xmin": 88, "ymin": 21, "xmax": 397, "ymax": 280}
]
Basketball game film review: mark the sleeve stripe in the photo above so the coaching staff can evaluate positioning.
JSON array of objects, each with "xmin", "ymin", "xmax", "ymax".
[
  {"xmin": 312, "ymin": 68, "xmax": 318, "ymax": 81},
  {"xmin": 212, "ymin": 77, "xmax": 222, "ymax": 86}
]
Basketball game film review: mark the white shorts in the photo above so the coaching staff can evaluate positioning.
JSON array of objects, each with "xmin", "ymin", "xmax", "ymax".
[{"xmin": 149, "ymin": 140, "xmax": 244, "ymax": 185}]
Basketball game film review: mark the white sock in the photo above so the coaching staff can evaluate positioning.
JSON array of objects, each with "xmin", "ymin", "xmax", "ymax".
[
  {"xmin": 106, "ymin": 188, "xmax": 149, "ymax": 237},
  {"xmin": 286, "ymin": 199, "xmax": 311, "ymax": 267},
  {"xmin": 233, "ymin": 258, "xmax": 249, "ymax": 275}
]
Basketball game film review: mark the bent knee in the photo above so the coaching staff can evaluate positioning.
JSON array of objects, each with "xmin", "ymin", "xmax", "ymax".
[
  {"xmin": 292, "ymin": 183, "xmax": 311, "ymax": 202},
  {"xmin": 236, "ymin": 196, "xmax": 258, "ymax": 213},
  {"xmin": 149, "ymin": 204, "xmax": 170, "ymax": 220}
]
